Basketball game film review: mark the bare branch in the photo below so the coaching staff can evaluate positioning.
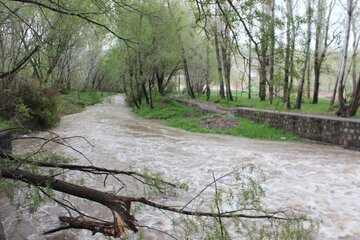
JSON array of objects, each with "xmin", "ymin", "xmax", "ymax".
[
  {"xmin": 0, "ymin": 45, "xmax": 40, "ymax": 79},
  {"xmin": 9, "ymin": 0, "xmax": 137, "ymax": 44}
]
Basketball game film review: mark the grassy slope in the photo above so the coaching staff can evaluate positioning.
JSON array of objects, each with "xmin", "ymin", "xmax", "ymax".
[
  {"xmin": 133, "ymin": 95, "xmax": 300, "ymax": 142},
  {"xmin": 0, "ymin": 91, "xmax": 113, "ymax": 130},
  {"xmin": 197, "ymin": 93, "xmax": 360, "ymax": 118},
  {"xmin": 57, "ymin": 91, "xmax": 113, "ymax": 115}
]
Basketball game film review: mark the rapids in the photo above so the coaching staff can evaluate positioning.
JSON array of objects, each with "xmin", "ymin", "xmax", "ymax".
[{"xmin": 1, "ymin": 95, "xmax": 359, "ymax": 239}]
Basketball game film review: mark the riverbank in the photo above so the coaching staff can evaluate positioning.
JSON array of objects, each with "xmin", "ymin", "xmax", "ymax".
[
  {"xmin": 133, "ymin": 95, "xmax": 300, "ymax": 142},
  {"xmin": 172, "ymin": 97, "xmax": 360, "ymax": 150}
]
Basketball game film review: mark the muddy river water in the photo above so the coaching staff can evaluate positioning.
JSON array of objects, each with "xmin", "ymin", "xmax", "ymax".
[{"xmin": 1, "ymin": 95, "xmax": 360, "ymax": 239}]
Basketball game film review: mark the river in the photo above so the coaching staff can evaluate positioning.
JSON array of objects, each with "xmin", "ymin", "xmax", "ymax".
[{"xmin": 1, "ymin": 95, "xmax": 360, "ymax": 239}]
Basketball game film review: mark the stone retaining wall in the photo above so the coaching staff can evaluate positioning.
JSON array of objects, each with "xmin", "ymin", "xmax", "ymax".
[
  {"xmin": 233, "ymin": 108, "xmax": 360, "ymax": 149},
  {"xmin": 172, "ymin": 98, "xmax": 360, "ymax": 149}
]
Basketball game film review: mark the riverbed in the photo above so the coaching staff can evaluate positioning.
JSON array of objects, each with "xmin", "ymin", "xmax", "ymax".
[{"xmin": 1, "ymin": 95, "xmax": 359, "ymax": 239}]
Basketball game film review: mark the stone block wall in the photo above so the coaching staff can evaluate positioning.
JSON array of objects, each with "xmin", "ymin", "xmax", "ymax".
[
  {"xmin": 233, "ymin": 108, "xmax": 360, "ymax": 149},
  {"xmin": 172, "ymin": 98, "xmax": 360, "ymax": 150}
]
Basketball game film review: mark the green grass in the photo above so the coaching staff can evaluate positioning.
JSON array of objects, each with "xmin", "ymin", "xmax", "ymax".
[
  {"xmin": 196, "ymin": 92, "xmax": 360, "ymax": 118},
  {"xmin": 134, "ymin": 95, "xmax": 201, "ymax": 119},
  {"xmin": 134, "ymin": 96, "xmax": 300, "ymax": 142},
  {"xmin": 0, "ymin": 117, "xmax": 18, "ymax": 130},
  {"xmin": 57, "ymin": 91, "xmax": 114, "ymax": 115}
]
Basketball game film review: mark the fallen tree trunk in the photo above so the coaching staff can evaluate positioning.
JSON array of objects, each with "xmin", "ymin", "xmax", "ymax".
[
  {"xmin": 0, "ymin": 168, "xmax": 137, "ymax": 237},
  {"xmin": 44, "ymin": 216, "xmax": 115, "ymax": 237},
  {"xmin": 0, "ymin": 166, "xmax": 296, "ymax": 238}
]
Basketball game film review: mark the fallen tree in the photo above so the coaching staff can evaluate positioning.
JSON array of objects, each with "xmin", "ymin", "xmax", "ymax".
[{"xmin": 0, "ymin": 130, "xmax": 316, "ymax": 239}]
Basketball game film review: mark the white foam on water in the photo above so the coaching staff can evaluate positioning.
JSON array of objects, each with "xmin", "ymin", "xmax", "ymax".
[{"xmin": 1, "ymin": 95, "xmax": 359, "ymax": 239}]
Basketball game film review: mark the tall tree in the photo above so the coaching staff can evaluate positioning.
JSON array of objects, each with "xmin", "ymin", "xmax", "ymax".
[
  {"xmin": 167, "ymin": 0, "xmax": 196, "ymax": 99},
  {"xmin": 214, "ymin": 19, "xmax": 226, "ymax": 99},
  {"xmin": 268, "ymin": 0, "xmax": 276, "ymax": 104},
  {"xmin": 337, "ymin": 0, "xmax": 360, "ymax": 117},
  {"xmin": 248, "ymin": 36, "xmax": 252, "ymax": 99},
  {"xmin": 221, "ymin": 22, "xmax": 233, "ymax": 101},
  {"xmin": 312, "ymin": 0, "xmax": 335, "ymax": 104},
  {"xmin": 283, "ymin": 0, "xmax": 296, "ymax": 109},
  {"xmin": 295, "ymin": 0, "xmax": 313, "ymax": 109}
]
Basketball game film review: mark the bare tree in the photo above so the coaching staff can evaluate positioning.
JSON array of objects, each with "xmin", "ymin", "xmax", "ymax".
[
  {"xmin": 313, "ymin": 0, "xmax": 336, "ymax": 104},
  {"xmin": 336, "ymin": 0, "xmax": 360, "ymax": 117},
  {"xmin": 295, "ymin": 0, "xmax": 313, "ymax": 109},
  {"xmin": 283, "ymin": 0, "xmax": 297, "ymax": 109},
  {"xmin": 268, "ymin": 0, "xmax": 276, "ymax": 104}
]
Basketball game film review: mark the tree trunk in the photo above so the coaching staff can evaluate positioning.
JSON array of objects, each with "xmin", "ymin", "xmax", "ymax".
[
  {"xmin": 148, "ymin": 78, "xmax": 154, "ymax": 109},
  {"xmin": 156, "ymin": 71, "xmax": 165, "ymax": 95},
  {"xmin": 214, "ymin": 30, "xmax": 225, "ymax": 99},
  {"xmin": 337, "ymin": 0, "xmax": 354, "ymax": 116},
  {"xmin": 345, "ymin": 74, "xmax": 360, "ymax": 116},
  {"xmin": 205, "ymin": 41, "xmax": 211, "ymax": 101},
  {"xmin": 351, "ymin": 20, "xmax": 359, "ymax": 96},
  {"xmin": 286, "ymin": 0, "xmax": 296, "ymax": 109},
  {"xmin": 221, "ymin": 25, "xmax": 233, "ymax": 101},
  {"xmin": 248, "ymin": 38, "xmax": 252, "ymax": 99},
  {"xmin": 1, "ymin": 168, "xmax": 138, "ymax": 237},
  {"xmin": 312, "ymin": 0, "xmax": 326, "ymax": 104},
  {"xmin": 295, "ymin": 0, "xmax": 312, "ymax": 109},
  {"xmin": 268, "ymin": 0, "xmax": 275, "ymax": 104},
  {"xmin": 306, "ymin": 58, "xmax": 311, "ymax": 99},
  {"xmin": 142, "ymin": 83, "xmax": 150, "ymax": 105},
  {"xmin": 259, "ymin": 58, "xmax": 267, "ymax": 101},
  {"xmin": 182, "ymin": 54, "xmax": 196, "ymax": 99},
  {"xmin": 313, "ymin": 59, "xmax": 321, "ymax": 104},
  {"xmin": 283, "ymin": 0, "xmax": 292, "ymax": 107}
]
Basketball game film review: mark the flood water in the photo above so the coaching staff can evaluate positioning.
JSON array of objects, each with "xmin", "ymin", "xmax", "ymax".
[{"xmin": 1, "ymin": 95, "xmax": 360, "ymax": 239}]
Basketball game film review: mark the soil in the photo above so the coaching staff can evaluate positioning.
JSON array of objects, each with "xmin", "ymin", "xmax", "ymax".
[{"xmin": 200, "ymin": 116, "xmax": 239, "ymax": 129}]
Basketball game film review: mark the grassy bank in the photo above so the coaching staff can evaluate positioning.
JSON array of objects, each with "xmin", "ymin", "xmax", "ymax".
[
  {"xmin": 0, "ymin": 91, "xmax": 113, "ymax": 130},
  {"xmin": 196, "ymin": 93, "xmax": 360, "ymax": 118},
  {"xmin": 57, "ymin": 91, "xmax": 113, "ymax": 115},
  {"xmin": 133, "ymin": 96, "xmax": 300, "ymax": 142}
]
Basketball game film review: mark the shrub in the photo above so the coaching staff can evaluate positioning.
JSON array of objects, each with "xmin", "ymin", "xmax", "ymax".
[
  {"xmin": 0, "ymin": 88, "xmax": 19, "ymax": 119},
  {"xmin": 15, "ymin": 102, "xmax": 32, "ymax": 122},
  {"xmin": 0, "ymin": 84, "xmax": 60, "ymax": 129},
  {"xmin": 15, "ymin": 84, "xmax": 60, "ymax": 128}
]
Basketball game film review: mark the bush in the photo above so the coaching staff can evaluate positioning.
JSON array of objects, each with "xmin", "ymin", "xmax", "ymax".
[
  {"xmin": 16, "ymin": 84, "xmax": 60, "ymax": 128},
  {"xmin": 0, "ymin": 88, "xmax": 19, "ymax": 119},
  {"xmin": 0, "ymin": 84, "xmax": 60, "ymax": 129},
  {"xmin": 15, "ymin": 103, "xmax": 32, "ymax": 122}
]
